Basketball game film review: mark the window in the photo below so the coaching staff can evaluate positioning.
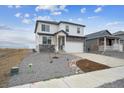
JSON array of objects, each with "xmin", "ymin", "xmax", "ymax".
[
  {"xmin": 47, "ymin": 37, "xmax": 52, "ymax": 44},
  {"xmin": 65, "ymin": 25, "xmax": 69, "ymax": 32},
  {"xmin": 77, "ymin": 27, "xmax": 80, "ymax": 33},
  {"xmin": 42, "ymin": 24, "xmax": 45, "ymax": 31},
  {"xmin": 42, "ymin": 36, "xmax": 52, "ymax": 45},
  {"xmin": 41, "ymin": 24, "xmax": 50, "ymax": 32}
]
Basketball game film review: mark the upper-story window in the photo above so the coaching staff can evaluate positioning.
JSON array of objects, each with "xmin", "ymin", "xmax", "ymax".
[
  {"xmin": 42, "ymin": 24, "xmax": 50, "ymax": 32},
  {"xmin": 65, "ymin": 25, "xmax": 69, "ymax": 32},
  {"xmin": 77, "ymin": 27, "xmax": 80, "ymax": 34},
  {"xmin": 42, "ymin": 36, "xmax": 52, "ymax": 45}
]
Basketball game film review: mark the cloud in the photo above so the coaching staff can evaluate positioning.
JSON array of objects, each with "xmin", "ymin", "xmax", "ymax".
[
  {"xmin": 88, "ymin": 16, "xmax": 98, "ymax": 19},
  {"xmin": 35, "ymin": 5, "xmax": 68, "ymax": 12},
  {"xmin": 22, "ymin": 18, "xmax": 32, "ymax": 24},
  {"xmin": 59, "ymin": 5, "xmax": 68, "ymax": 12},
  {"xmin": 81, "ymin": 8, "xmax": 86, "ymax": 13},
  {"xmin": 51, "ymin": 11, "xmax": 62, "ymax": 15},
  {"xmin": 0, "ymin": 24, "xmax": 13, "ymax": 30},
  {"xmin": 15, "ymin": 13, "xmax": 30, "ymax": 18},
  {"xmin": 68, "ymin": 18, "xmax": 83, "ymax": 24},
  {"xmin": 8, "ymin": 5, "xmax": 21, "ymax": 8},
  {"xmin": 15, "ymin": 5, "xmax": 21, "ymax": 8},
  {"xmin": 8, "ymin": 5, "xmax": 13, "ymax": 8},
  {"xmin": 35, "ymin": 5, "xmax": 56, "ymax": 12},
  {"xmin": 69, "ymin": 19, "xmax": 73, "ymax": 22},
  {"xmin": 105, "ymin": 21, "xmax": 121, "ymax": 27},
  {"xmin": 15, "ymin": 13, "xmax": 21, "ymax": 18},
  {"xmin": 14, "ymin": 13, "xmax": 32, "ymax": 24},
  {"xmin": 33, "ymin": 15, "xmax": 52, "ymax": 21},
  {"xmin": 77, "ymin": 18, "xmax": 83, "ymax": 21},
  {"xmin": 94, "ymin": 7, "xmax": 102, "ymax": 13},
  {"xmin": 102, "ymin": 21, "xmax": 124, "ymax": 33},
  {"xmin": 0, "ymin": 26, "xmax": 35, "ymax": 48},
  {"xmin": 24, "ymin": 13, "xmax": 30, "ymax": 18}
]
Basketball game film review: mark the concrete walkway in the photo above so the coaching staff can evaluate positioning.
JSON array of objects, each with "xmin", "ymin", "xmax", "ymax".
[
  {"xmin": 11, "ymin": 66, "xmax": 124, "ymax": 88},
  {"xmin": 72, "ymin": 53, "xmax": 124, "ymax": 67}
]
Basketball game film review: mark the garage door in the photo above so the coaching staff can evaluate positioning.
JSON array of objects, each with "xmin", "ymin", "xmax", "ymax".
[{"xmin": 65, "ymin": 41, "xmax": 83, "ymax": 52}]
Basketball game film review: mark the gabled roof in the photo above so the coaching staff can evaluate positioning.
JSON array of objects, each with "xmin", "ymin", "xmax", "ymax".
[
  {"xmin": 113, "ymin": 31, "xmax": 124, "ymax": 35},
  {"xmin": 98, "ymin": 35, "xmax": 120, "ymax": 39},
  {"xmin": 54, "ymin": 30, "xmax": 68, "ymax": 35},
  {"xmin": 59, "ymin": 21, "xmax": 86, "ymax": 27},
  {"xmin": 85, "ymin": 30, "xmax": 112, "ymax": 40},
  {"xmin": 36, "ymin": 20, "xmax": 58, "ymax": 25},
  {"xmin": 34, "ymin": 20, "xmax": 86, "ymax": 33}
]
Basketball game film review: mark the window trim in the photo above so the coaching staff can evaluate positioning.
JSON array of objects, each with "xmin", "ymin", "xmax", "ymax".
[
  {"xmin": 65, "ymin": 25, "xmax": 69, "ymax": 32},
  {"xmin": 41, "ymin": 24, "xmax": 50, "ymax": 32},
  {"xmin": 42, "ymin": 36, "xmax": 52, "ymax": 45},
  {"xmin": 77, "ymin": 27, "xmax": 80, "ymax": 34}
]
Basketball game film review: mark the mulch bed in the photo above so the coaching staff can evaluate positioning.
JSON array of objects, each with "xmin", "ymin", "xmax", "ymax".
[{"xmin": 76, "ymin": 59, "xmax": 110, "ymax": 72}]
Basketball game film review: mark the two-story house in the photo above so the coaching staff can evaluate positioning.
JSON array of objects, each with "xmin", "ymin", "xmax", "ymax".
[{"xmin": 34, "ymin": 20, "xmax": 86, "ymax": 53}]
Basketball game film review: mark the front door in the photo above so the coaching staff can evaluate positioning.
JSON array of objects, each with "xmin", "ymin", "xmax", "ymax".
[{"xmin": 58, "ymin": 36, "xmax": 65, "ymax": 51}]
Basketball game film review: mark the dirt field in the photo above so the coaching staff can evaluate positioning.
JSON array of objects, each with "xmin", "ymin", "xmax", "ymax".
[
  {"xmin": 76, "ymin": 59, "xmax": 110, "ymax": 72},
  {"xmin": 0, "ymin": 49, "xmax": 30, "ymax": 87}
]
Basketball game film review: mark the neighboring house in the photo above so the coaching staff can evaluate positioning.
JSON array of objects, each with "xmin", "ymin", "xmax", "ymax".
[
  {"xmin": 113, "ymin": 31, "xmax": 124, "ymax": 51},
  {"xmin": 34, "ymin": 20, "xmax": 86, "ymax": 53},
  {"xmin": 85, "ymin": 30, "xmax": 123, "ymax": 52}
]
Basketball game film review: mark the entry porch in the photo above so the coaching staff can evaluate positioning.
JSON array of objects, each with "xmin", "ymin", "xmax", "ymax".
[{"xmin": 98, "ymin": 36, "xmax": 123, "ymax": 52}]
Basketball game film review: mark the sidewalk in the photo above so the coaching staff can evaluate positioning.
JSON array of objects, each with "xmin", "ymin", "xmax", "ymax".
[{"xmin": 11, "ymin": 66, "xmax": 124, "ymax": 88}]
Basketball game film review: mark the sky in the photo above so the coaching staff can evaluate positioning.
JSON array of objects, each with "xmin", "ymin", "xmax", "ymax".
[{"xmin": 0, "ymin": 5, "xmax": 124, "ymax": 48}]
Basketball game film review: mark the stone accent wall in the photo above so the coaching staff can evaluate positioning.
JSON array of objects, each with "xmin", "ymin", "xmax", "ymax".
[{"xmin": 39, "ymin": 45, "xmax": 55, "ymax": 52}]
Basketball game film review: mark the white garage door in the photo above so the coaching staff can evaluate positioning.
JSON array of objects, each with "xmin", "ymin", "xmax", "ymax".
[{"xmin": 65, "ymin": 41, "xmax": 83, "ymax": 53}]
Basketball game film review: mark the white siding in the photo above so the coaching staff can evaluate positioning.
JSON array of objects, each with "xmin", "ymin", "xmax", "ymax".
[
  {"xmin": 36, "ymin": 22, "xmax": 58, "ymax": 34},
  {"xmin": 58, "ymin": 23, "xmax": 84, "ymax": 37},
  {"xmin": 36, "ymin": 35, "xmax": 54, "ymax": 45},
  {"xmin": 36, "ymin": 22, "xmax": 84, "ymax": 37},
  {"xmin": 65, "ymin": 41, "xmax": 84, "ymax": 53}
]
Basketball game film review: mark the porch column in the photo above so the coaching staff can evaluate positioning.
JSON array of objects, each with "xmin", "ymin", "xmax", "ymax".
[
  {"xmin": 64, "ymin": 36, "xmax": 66, "ymax": 51},
  {"xmin": 118, "ymin": 39, "xmax": 121, "ymax": 51},
  {"xmin": 114, "ymin": 39, "xmax": 117, "ymax": 44},
  {"xmin": 97, "ymin": 38, "xmax": 99, "ymax": 51},
  {"xmin": 119, "ymin": 39, "xmax": 120, "ymax": 45},
  {"xmin": 104, "ymin": 37, "xmax": 106, "ymax": 51},
  {"xmin": 56, "ymin": 35, "xmax": 59, "ymax": 52}
]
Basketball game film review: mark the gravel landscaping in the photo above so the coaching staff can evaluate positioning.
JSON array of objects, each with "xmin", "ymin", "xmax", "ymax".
[
  {"xmin": 7, "ymin": 52, "xmax": 83, "ymax": 87},
  {"xmin": 98, "ymin": 78, "xmax": 124, "ymax": 88}
]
